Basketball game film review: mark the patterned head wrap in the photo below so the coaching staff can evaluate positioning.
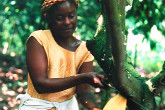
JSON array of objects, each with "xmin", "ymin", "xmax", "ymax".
[{"xmin": 42, "ymin": 0, "xmax": 79, "ymax": 12}]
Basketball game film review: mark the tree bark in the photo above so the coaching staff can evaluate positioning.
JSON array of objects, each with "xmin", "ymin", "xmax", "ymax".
[{"xmin": 87, "ymin": 0, "xmax": 165, "ymax": 109}]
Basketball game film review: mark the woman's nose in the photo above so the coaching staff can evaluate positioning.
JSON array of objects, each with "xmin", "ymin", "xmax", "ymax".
[{"xmin": 64, "ymin": 17, "xmax": 71, "ymax": 25}]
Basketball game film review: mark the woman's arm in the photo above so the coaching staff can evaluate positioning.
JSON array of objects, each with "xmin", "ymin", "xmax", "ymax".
[
  {"xmin": 76, "ymin": 61, "xmax": 102, "ymax": 110},
  {"xmin": 26, "ymin": 36, "xmax": 104, "ymax": 93}
]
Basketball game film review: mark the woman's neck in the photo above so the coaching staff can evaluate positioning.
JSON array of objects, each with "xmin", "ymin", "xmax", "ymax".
[
  {"xmin": 51, "ymin": 30, "xmax": 81, "ymax": 52},
  {"xmin": 51, "ymin": 29, "xmax": 72, "ymax": 44}
]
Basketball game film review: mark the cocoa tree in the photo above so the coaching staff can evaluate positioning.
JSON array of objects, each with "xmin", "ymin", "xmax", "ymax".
[{"xmin": 87, "ymin": 0, "xmax": 165, "ymax": 109}]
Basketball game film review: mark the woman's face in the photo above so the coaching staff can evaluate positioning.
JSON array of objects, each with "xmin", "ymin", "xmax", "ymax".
[{"xmin": 49, "ymin": 1, "xmax": 77, "ymax": 38}]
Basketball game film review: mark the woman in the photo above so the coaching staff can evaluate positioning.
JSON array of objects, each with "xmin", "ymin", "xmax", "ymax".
[{"xmin": 16, "ymin": 0, "xmax": 105, "ymax": 110}]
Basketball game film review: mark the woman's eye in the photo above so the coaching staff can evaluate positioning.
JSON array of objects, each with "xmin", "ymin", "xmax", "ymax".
[
  {"xmin": 56, "ymin": 16, "xmax": 63, "ymax": 20},
  {"xmin": 70, "ymin": 14, "xmax": 75, "ymax": 18}
]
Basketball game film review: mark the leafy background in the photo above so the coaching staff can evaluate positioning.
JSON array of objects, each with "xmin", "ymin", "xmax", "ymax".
[{"xmin": 0, "ymin": 0, "xmax": 165, "ymax": 109}]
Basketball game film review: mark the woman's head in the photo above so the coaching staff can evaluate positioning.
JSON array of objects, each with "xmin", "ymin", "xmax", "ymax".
[
  {"xmin": 42, "ymin": 0, "xmax": 78, "ymax": 13},
  {"xmin": 42, "ymin": 0, "xmax": 78, "ymax": 38}
]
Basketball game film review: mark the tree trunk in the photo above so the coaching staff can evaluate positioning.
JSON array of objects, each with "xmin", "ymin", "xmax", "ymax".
[{"xmin": 86, "ymin": 0, "xmax": 165, "ymax": 109}]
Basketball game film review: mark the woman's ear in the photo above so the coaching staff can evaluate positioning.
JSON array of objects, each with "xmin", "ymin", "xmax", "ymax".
[
  {"xmin": 45, "ymin": 14, "xmax": 52, "ymax": 24},
  {"xmin": 46, "ymin": 16, "xmax": 54, "ymax": 29}
]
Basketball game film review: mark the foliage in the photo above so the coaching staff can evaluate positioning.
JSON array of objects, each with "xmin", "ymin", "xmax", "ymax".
[
  {"xmin": 1, "ymin": 0, "xmax": 164, "ymax": 54},
  {"xmin": 1, "ymin": 0, "xmax": 165, "ymax": 109},
  {"xmin": 0, "ymin": 0, "xmax": 101, "ymax": 56},
  {"xmin": 76, "ymin": 0, "xmax": 101, "ymax": 40},
  {"xmin": 126, "ymin": 0, "xmax": 165, "ymax": 49},
  {"xmin": 0, "ymin": 0, "xmax": 43, "ymax": 55}
]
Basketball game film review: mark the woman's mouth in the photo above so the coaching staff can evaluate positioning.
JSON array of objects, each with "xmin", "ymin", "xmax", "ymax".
[{"xmin": 63, "ymin": 28, "xmax": 74, "ymax": 32}]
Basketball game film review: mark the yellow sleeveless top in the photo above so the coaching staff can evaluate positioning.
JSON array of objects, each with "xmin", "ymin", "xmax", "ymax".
[{"xmin": 26, "ymin": 30, "xmax": 94, "ymax": 102}]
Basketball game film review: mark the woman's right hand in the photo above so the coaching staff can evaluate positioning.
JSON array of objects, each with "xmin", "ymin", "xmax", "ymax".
[{"xmin": 83, "ymin": 72, "xmax": 105, "ymax": 88}]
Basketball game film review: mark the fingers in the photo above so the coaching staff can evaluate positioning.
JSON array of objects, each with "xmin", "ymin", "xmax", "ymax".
[
  {"xmin": 93, "ymin": 73, "xmax": 110, "ymax": 89},
  {"xmin": 93, "ymin": 77, "xmax": 103, "ymax": 87},
  {"xmin": 87, "ymin": 72, "xmax": 108, "ymax": 88},
  {"xmin": 98, "ymin": 75, "xmax": 105, "ymax": 79}
]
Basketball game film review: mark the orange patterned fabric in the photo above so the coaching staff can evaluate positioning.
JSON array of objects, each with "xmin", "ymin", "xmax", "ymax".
[
  {"xmin": 42, "ymin": 0, "xmax": 79, "ymax": 11},
  {"xmin": 26, "ymin": 30, "xmax": 94, "ymax": 102}
]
